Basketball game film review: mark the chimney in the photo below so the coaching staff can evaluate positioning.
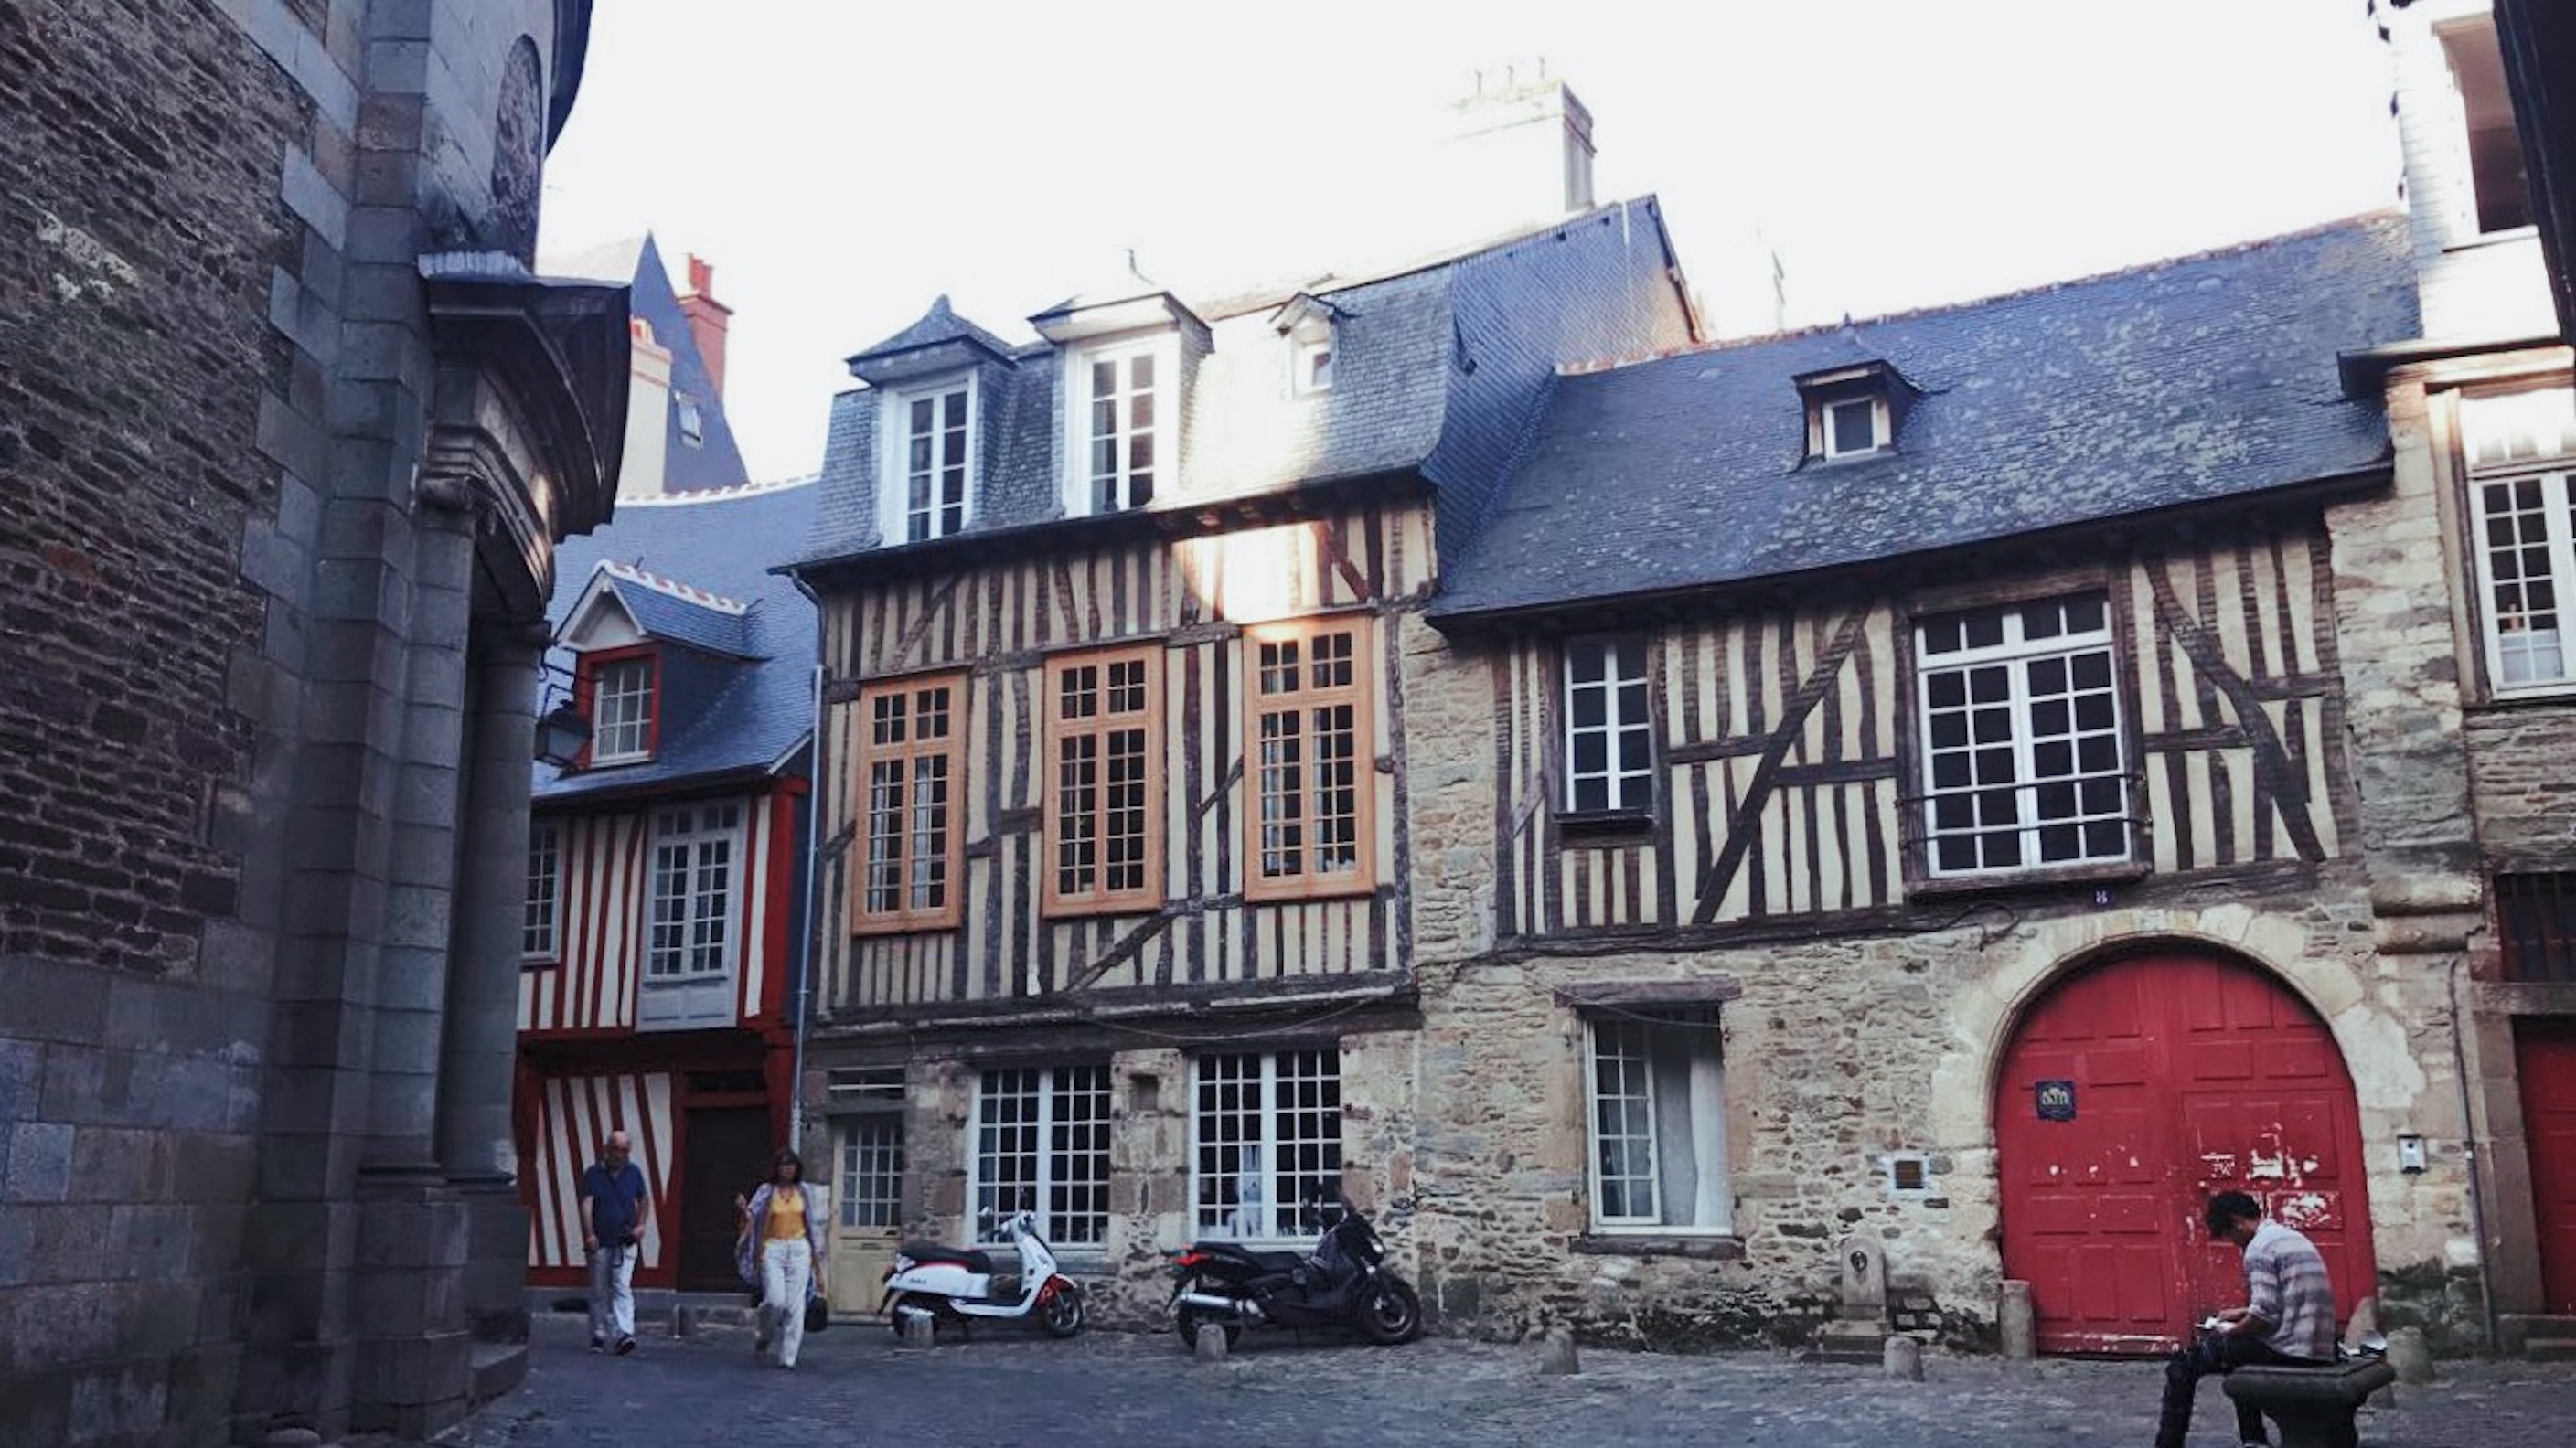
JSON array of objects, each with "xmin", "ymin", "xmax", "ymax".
[
  {"xmin": 1440, "ymin": 59, "xmax": 1597, "ymax": 235},
  {"xmin": 676, "ymin": 252, "xmax": 733, "ymax": 399},
  {"xmin": 620, "ymin": 316, "xmax": 673, "ymax": 500}
]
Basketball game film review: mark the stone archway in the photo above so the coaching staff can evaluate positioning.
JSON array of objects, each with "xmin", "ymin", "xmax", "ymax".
[{"xmin": 1990, "ymin": 945, "xmax": 2378, "ymax": 1354}]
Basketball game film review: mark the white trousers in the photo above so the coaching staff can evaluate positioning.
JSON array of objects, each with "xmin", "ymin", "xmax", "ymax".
[
  {"xmin": 587, "ymin": 1243, "xmax": 636, "ymax": 1343},
  {"xmin": 759, "ymin": 1237, "xmax": 814, "ymax": 1366}
]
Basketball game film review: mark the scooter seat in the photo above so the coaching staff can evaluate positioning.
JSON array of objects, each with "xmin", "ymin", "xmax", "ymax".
[
  {"xmin": 1189, "ymin": 1244, "xmax": 1307, "ymax": 1272},
  {"xmin": 898, "ymin": 1241, "xmax": 993, "ymax": 1274}
]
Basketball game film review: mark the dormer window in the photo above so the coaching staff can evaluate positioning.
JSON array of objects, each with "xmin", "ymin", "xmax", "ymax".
[
  {"xmin": 677, "ymin": 395, "xmax": 705, "ymax": 448},
  {"xmin": 583, "ymin": 649, "xmax": 658, "ymax": 765},
  {"xmin": 1823, "ymin": 396, "xmax": 1880, "ymax": 458},
  {"xmin": 2439, "ymin": 16, "xmax": 2533, "ymax": 238},
  {"xmin": 1081, "ymin": 342, "xmax": 1163, "ymax": 514},
  {"xmin": 1295, "ymin": 336, "xmax": 1334, "ymax": 394},
  {"xmin": 895, "ymin": 379, "xmax": 973, "ymax": 542},
  {"xmin": 1274, "ymin": 292, "xmax": 1341, "ymax": 399},
  {"xmin": 1796, "ymin": 359, "xmax": 1917, "ymax": 464}
]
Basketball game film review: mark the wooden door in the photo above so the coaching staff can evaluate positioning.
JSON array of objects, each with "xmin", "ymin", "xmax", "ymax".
[
  {"xmin": 679, "ymin": 1107, "xmax": 774, "ymax": 1292},
  {"xmin": 1994, "ymin": 953, "xmax": 2376, "ymax": 1354},
  {"xmin": 827, "ymin": 1114, "xmax": 906, "ymax": 1315},
  {"xmin": 2517, "ymin": 1019, "xmax": 2576, "ymax": 1314}
]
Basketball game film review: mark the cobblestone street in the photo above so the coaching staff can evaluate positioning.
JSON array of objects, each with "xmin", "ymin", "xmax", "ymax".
[{"xmin": 434, "ymin": 1314, "xmax": 2576, "ymax": 1447}]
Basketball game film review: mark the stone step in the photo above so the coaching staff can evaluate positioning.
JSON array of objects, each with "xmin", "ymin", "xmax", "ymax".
[
  {"xmin": 1802, "ymin": 1321, "xmax": 1892, "ymax": 1365},
  {"xmin": 2498, "ymin": 1313, "xmax": 2576, "ymax": 1358},
  {"xmin": 468, "ymin": 1342, "xmax": 527, "ymax": 1404}
]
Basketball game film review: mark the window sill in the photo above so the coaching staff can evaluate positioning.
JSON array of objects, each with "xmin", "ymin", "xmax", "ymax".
[
  {"xmin": 1907, "ymin": 858, "xmax": 2150, "ymax": 901},
  {"xmin": 1557, "ymin": 810, "xmax": 1656, "ymax": 845},
  {"xmin": 851, "ymin": 916, "xmax": 964, "ymax": 938},
  {"xmin": 520, "ymin": 955, "xmax": 560, "ymax": 972},
  {"xmin": 2442, "ymin": 226, "xmax": 2538, "ymax": 255},
  {"xmin": 2467, "ymin": 687, "xmax": 2576, "ymax": 714},
  {"xmin": 1573, "ymin": 1232, "xmax": 1745, "ymax": 1261}
]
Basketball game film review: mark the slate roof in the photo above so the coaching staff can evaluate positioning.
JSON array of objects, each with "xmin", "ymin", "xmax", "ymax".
[
  {"xmin": 848, "ymin": 293, "xmax": 1017, "ymax": 367},
  {"xmin": 548, "ymin": 233, "xmax": 752, "ymax": 495},
  {"xmin": 796, "ymin": 197, "xmax": 1699, "ymax": 574},
  {"xmin": 1431, "ymin": 214, "xmax": 2421, "ymax": 622},
  {"xmin": 535, "ymin": 476, "xmax": 820, "ymax": 804}
]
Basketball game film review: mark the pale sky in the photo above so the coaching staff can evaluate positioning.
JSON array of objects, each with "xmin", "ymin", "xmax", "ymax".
[{"xmin": 539, "ymin": 0, "xmax": 2404, "ymax": 484}]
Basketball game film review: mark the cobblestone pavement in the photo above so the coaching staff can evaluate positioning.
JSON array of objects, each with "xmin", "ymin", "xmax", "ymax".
[{"xmin": 438, "ymin": 1313, "xmax": 2576, "ymax": 1448}]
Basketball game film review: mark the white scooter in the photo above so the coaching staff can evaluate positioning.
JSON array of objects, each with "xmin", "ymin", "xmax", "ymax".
[{"xmin": 880, "ymin": 1208, "xmax": 1086, "ymax": 1339}]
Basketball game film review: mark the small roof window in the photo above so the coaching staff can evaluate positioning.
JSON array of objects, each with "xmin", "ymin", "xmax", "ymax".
[{"xmin": 1794, "ymin": 359, "xmax": 1918, "ymax": 464}]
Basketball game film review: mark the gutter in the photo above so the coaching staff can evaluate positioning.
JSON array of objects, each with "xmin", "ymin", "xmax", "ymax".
[
  {"xmin": 2336, "ymin": 334, "xmax": 2568, "ymax": 399},
  {"xmin": 786, "ymin": 575, "xmax": 829, "ymax": 1145}
]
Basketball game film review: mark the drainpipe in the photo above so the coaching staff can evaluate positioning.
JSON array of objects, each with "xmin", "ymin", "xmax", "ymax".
[
  {"xmin": 787, "ymin": 578, "xmax": 828, "ymax": 1147},
  {"xmin": 2447, "ymin": 955, "xmax": 2499, "ymax": 1352}
]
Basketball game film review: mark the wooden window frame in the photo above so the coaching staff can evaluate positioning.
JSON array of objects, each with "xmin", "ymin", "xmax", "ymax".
[
  {"xmin": 644, "ymin": 800, "xmax": 743, "ymax": 984},
  {"xmin": 1042, "ymin": 644, "xmax": 1165, "ymax": 917},
  {"xmin": 577, "ymin": 644, "xmax": 659, "ymax": 767},
  {"xmin": 1066, "ymin": 336, "xmax": 1173, "ymax": 516},
  {"xmin": 1241, "ymin": 615, "xmax": 1377, "ymax": 902},
  {"xmin": 894, "ymin": 378, "xmax": 975, "ymax": 544},
  {"xmin": 1189, "ymin": 1048, "xmax": 1343, "ymax": 1244},
  {"xmin": 850, "ymin": 671, "xmax": 968, "ymax": 935},
  {"xmin": 522, "ymin": 818, "xmax": 561, "ymax": 964}
]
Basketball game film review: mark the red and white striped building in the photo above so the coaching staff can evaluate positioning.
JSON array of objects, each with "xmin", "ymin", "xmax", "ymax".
[{"xmin": 511, "ymin": 240, "xmax": 821, "ymax": 1294}]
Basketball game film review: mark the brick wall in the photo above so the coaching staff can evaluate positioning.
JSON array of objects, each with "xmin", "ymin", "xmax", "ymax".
[{"xmin": 0, "ymin": 0, "xmax": 307, "ymax": 1439}]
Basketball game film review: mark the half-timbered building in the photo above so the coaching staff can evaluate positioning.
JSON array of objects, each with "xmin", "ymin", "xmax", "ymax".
[
  {"xmin": 784, "ymin": 87, "xmax": 1700, "ymax": 1315},
  {"xmin": 513, "ymin": 242, "xmax": 822, "ymax": 1296},
  {"xmin": 1402, "ymin": 213, "xmax": 2485, "ymax": 1354}
]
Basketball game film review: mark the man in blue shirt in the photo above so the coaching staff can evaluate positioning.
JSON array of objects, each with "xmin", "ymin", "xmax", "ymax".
[{"xmin": 580, "ymin": 1131, "xmax": 649, "ymax": 1355}]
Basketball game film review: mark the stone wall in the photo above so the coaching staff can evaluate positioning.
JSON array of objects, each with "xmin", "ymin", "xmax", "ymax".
[{"xmin": 1404, "ymin": 889, "xmax": 2483, "ymax": 1352}]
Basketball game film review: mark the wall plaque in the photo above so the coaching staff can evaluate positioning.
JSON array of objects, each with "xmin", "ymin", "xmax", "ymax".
[{"xmin": 2036, "ymin": 1080, "xmax": 2078, "ymax": 1122}]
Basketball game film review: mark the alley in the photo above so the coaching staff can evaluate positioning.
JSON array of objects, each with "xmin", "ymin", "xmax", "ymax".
[{"xmin": 440, "ymin": 1315, "xmax": 2576, "ymax": 1448}]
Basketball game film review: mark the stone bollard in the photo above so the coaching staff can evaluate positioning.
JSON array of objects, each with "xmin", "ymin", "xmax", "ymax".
[
  {"xmin": 1999, "ymin": 1281, "xmax": 2036, "ymax": 1362},
  {"xmin": 671, "ymin": 1305, "xmax": 697, "ymax": 1339},
  {"xmin": 1194, "ymin": 1321, "xmax": 1230, "ymax": 1364},
  {"xmin": 1537, "ymin": 1326, "xmax": 1580, "ymax": 1377},
  {"xmin": 2384, "ymin": 1326, "xmax": 2434, "ymax": 1386},
  {"xmin": 1885, "ymin": 1335, "xmax": 1924, "ymax": 1382},
  {"xmin": 897, "ymin": 1308, "xmax": 935, "ymax": 1348}
]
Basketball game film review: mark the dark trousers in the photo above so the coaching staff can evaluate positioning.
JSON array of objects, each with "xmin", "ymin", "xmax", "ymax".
[{"xmin": 2156, "ymin": 1329, "xmax": 2302, "ymax": 1448}]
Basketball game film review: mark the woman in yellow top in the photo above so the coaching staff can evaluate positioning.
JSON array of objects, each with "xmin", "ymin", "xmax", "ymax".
[{"xmin": 735, "ymin": 1150, "xmax": 828, "ymax": 1368}]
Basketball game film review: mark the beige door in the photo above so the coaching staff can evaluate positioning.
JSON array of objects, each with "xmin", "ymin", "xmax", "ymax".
[{"xmin": 828, "ymin": 1113, "xmax": 904, "ymax": 1315}]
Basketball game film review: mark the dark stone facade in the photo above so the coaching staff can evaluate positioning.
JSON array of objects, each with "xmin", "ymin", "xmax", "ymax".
[{"xmin": 0, "ymin": 3, "xmax": 622, "ymax": 1443}]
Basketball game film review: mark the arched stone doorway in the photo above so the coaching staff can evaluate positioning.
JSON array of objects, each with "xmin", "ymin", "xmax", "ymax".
[{"xmin": 1993, "ymin": 948, "xmax": 2377, "ymax": 1354}]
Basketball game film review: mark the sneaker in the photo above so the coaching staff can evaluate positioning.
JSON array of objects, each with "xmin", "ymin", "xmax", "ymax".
[
  {"xmin": 589, "ymin": 1338, "xmax": 604, "ymax": 1354},
  {"xmin": 615, "ymin": 1336, "xmax": 636, "ymax": 1356}
]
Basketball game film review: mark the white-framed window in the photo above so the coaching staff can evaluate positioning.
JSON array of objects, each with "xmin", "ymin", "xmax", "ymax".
[
  {"xmin": 1192, "ymin": 1049, "xmax": 1341, "ymax": 1240},
  {"xmin": 1822, "ymin": 395, "xmax": 1883, "ymax": 458},
  {"xmin": 2463, "ymin": 389, "xmax": 2576, "ymax": 693},
  {"xmin": 522, "ymin": 819, "xmax": 560, "ymax": 961},
  {"xmin": 647, "ymin": 802, "xmax": 739, "ymax": 980},
  {"xmin": 1293, "ymin": 335, "xmax": 1333, "ymax": 394},
  {"xmin": 1566, "ymin": 636, "xmax": 1653, "ymax": 814},
  {"xmin": 882, "ymin": 379, "xmax": 973, "ymax": 544},
  {"xmin": 838, "ymin": 1115, "xmax": 905, "ymax": 1230},
  {"xmin": 1585, "ymin": 1008, "xmax": 1730, "ymax": 1233},
  {"xmin": 587, "ymin": 655, "xmax": 656, "ymax": 765},
  {"xmin": 973, "ymin": 1065, "xmax": 1111, "ymax": 1246},
  {"xmin": 677, "ymin": 396, "xmax": 705, "ymax": 447},
  {"xmin": 2438, "ymin": 16, "xmax": 2532, "ymax": 238},
  {"xmin": 1917, "ymin": 593, "xmax": 2129, "ymax": 876},
  {"xmin": 1068, "ymin": 337, "xmax": 1172, "ymax": 516}
]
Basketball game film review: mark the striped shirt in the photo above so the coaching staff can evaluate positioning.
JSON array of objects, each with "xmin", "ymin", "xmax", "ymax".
[{"xmin": 2243, "ymin": 1220, "xmax": 2337, "ymax": 1361}]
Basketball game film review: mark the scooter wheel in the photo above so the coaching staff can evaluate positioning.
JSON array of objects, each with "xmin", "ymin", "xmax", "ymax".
[
  {"xmin": 887, "ymin": 1293, "xmax": 936, "ymax": 1339},
  {"xmin": 1357, "ymin": 1277, "xmax": 1422, "ymax": 1345},
  {"xmin": 1041, "ymin": 1283, "xmax": 1086, "ymax": 1338}
]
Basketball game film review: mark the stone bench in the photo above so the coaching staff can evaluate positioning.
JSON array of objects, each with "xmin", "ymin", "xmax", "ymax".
[{"xmin": 2221, "ymin": 1358, "xmax": 2399, "ymax": 1448}]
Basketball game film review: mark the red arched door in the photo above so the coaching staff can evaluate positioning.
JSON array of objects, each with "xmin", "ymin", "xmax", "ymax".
[{"xmin": 1994, "ymin": 952, "xmax": 2377, "ymax": 1354}]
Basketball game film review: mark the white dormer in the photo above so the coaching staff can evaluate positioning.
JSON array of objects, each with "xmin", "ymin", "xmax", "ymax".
[
  {"xmin": 2389, "ymin": 0, "xmax": 2555, "ymax": 339},
  {"xmin": 844, "ymin": 294, "xmax": 1014, "ymax": 547},
  {"xmin": 1273, "ymin": 293, "xmax": 1341, "ymax": 396},
  {"xmin": 1030, "ymin": 254, "xmax": 1205, "ymax": 518}
]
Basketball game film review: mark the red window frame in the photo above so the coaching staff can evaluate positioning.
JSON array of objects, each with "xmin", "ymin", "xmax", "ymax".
[{"xmin": 573, "ymin": 644, "xmax": 660, "ymax": 768}]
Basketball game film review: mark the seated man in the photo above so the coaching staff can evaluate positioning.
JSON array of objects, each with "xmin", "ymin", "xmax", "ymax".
[{"xmin": 2155, "ymin": 1190, "xmax": 2340, "ymax": 1448}]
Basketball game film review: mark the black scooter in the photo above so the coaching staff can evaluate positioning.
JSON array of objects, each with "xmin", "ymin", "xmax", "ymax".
[{"xmin": 1166, "ymin": 1195, "xmax": 1422, "ymax": 1347}]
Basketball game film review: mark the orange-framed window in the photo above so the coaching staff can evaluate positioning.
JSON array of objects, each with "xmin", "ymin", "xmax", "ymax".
[
  {"xmin": 1242, "ymin": 615, "xmax": 1375, "ymax": 900},
  {"xmin": 1043, "ymin": 644, "xmax": 1163, "ymax": 916},
  {"xmin": 851, "ymin": 672, "xmax": 967, "ymax": 934}
]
